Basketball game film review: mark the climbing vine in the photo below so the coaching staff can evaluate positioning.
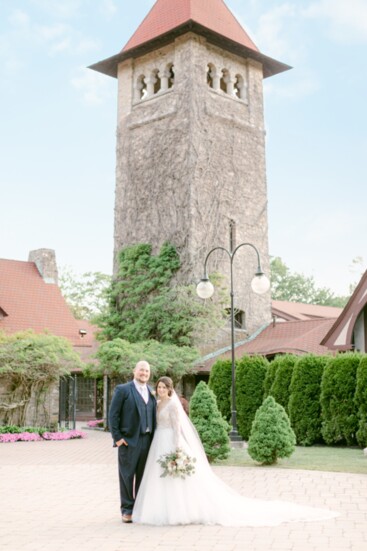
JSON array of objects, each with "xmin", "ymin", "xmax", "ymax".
[{"xmin": 97, "ymin": 242, "xmax": 227, "ymax": 347}]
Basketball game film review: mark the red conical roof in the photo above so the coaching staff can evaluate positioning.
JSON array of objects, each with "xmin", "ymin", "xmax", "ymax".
[
  {"xmin": 89, "ymin": 0, "xmax": 291, "ymax": 78},
  {"xmin": 122, "ymin": 0, "xmax": 258, "ymax": 53}
]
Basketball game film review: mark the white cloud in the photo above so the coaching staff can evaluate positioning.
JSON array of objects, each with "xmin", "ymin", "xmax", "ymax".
[
  {"xmin": 30, "ymin": 0, "xmax": 83, "ymax": 19},
  {"xmin": 71, "ymin": 68, "xmax": 115, "ymax": 105},
  {"xmin": 255, "ymin": 3, "xmax": 297, "ymax": 59},
  {"xmin": 9, "ymin": 9, "xmax": 30, "ymax": 27},
  {"xmin": 264, "ymin": 72, "xmax": 319, "ymax": 100},
  {"xmin": 37, "ymin": 23, "xmax": 70, "ymax": 41},
  {"xmin": 303, "ymin": 0, "xmax": 367, "ymax": 43},
  {"xmin": 100, "ymin": 0, "xmax": 118, "ymax": 18}
]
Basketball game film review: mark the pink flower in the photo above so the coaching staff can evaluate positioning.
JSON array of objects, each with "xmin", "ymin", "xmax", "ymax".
[
  {"xmin": 41, "ymin": 430, "xmax": 86, "ymax": 440},
  {"xmin": 0, "ymin": 432, "xmax": 42, "ymax": 443},
  {"xmin": 0, "ymin": 430, "xmax": 86, "ymax": 443},
  {"xmin": 87, "ymin": 419, "xmax": 104, "ymax": 427}
]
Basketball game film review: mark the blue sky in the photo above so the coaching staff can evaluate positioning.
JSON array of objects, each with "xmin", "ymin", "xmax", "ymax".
[{"xmin": 1, "ymin": 0, "xmax": 366, "ymax": 296}]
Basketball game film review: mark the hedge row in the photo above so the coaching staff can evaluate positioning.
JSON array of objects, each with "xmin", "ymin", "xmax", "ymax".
[{"xmin": 209, "ymin": 352, "xmax": 367, "ymax": 447}]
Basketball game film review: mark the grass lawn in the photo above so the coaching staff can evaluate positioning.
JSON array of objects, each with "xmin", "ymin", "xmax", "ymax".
[{"xmin": 216, "ymin": 445, "xmax": 367, "ymax": 474}]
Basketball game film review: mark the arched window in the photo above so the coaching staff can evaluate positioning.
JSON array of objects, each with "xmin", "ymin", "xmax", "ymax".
[
  {"xmin": 167, "ymin": 64, "xmax": 175, "ymax": 89},
  {"xmin": 234, "ymin": 74, "xmax": 247, "ymax": 101},
  {"xmin": 220, "ymin": 69, "xmax": 229, "ymax": 93},
  {"xmin": 153, "ymin": 69, "xmax": 161, "ymax": 94},
  {"xmin": 135, "ymin": 63, "xmax": 174, "ymax": 102},
  {"xmin": 135, "ymin": 74, "xmax": 147, "ymax": 101}
]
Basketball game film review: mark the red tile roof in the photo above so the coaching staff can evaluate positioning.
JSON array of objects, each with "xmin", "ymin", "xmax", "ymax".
[
  {"xmin": 122, "ymin": 0, "xmax": 258, "ymax": 53},
  {"xmin": 199, "ymin": 318, "xmax": 336, "ymax": 372},
  {"xmin": 89, "ymin": 0, "xmax": 290, "ymax": 79},
  {"xmin": 0, "ymin": 258, "xmax": 95, "ymax": 350},
  {"xmin": 272, "ymin": 300, "xmax": 343, "ymax": 321}
]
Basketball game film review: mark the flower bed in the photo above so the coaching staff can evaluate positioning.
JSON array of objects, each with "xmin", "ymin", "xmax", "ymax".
[
  {"xmin": 0, "ymin": 426, "xmax": 86, "ymax": 443},
  {"xmin": 87, "ymin": 419, "xmax": 104, "ymax": 428}
]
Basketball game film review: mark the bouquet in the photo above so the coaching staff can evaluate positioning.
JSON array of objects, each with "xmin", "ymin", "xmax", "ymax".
[{"xmin": 157, "ymin": 447, "xmax": 196, "ymax": 479}]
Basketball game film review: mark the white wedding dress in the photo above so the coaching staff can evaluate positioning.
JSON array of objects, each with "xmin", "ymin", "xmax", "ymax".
[{"xmin": 132, "ymin": 395, "xmax": 339, "ymax": 526}]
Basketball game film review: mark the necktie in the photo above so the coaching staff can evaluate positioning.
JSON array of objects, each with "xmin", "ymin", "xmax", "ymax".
[{"xmin": 140, "ymin": 385, "xmax": 148, "ymax": 404}]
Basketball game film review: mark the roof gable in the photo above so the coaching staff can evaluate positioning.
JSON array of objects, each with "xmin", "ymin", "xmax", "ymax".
[
  {"xmin": 272, "ymin": 300, "xmax": 343, "ymax": 322},
  {"xmin": 0, "ymin": 258, "xmax": 94, "ymax": 348},
  {"xmin": 321, "ymin": 270, "xmax": 367, "ymax": 351},
  {"xmin": 199, "ymin": 318, "xmax": 336, "ymax": 371},
  {"xmin": 122, "ymin": 0, "xmax": 258, "ymax": 54}
]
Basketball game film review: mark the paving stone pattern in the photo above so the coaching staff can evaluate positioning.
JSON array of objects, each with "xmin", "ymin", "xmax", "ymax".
[{"xmin": 0, "ymin": 427, "xmax": 366, "ymax": 551}]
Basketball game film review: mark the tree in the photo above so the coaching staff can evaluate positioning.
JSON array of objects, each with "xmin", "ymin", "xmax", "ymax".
[
  {"xmin": 236, "ymin": 355, "xmax": 268, "ymax": 440},
  {"xmin": 208, "ymin": 359, "xmax": 232, "ymax": 421},
  {"xmin": 270, "ymin": 256, "xmax": 348, "ymax": 307},
  {"xmin": 59, "ymin": 267, "xmax": 111, "ymax": 321},
  {"xmin": 97, "ymin": 242, "xmax": 227, "ymax": 347},
  {"xmin": 288, "ymin": 355, "xmax": 329, "ymax": 445},
  {"xmin": 269, "ymin": 354, "xmax": 298, "ymax": 415},
  {"xmin": 248, "ymin": 396, "xmax": 296, "ymax": 465},
  {"xmin": 263, "ymin": 359, "xmax": 279, "ymax": 399},
  {"xmin": 84, "ymin": 338, "xmax": 198, "ymax": 384},
  {"xmin": 320, "ymin": 353, "xmax": 360, "ymax": 445},
  {"xmin": 355, "ymin": 355, "xmax": 367, "ymax": 447},
  {"xmin": 0, "ymin": 330, "xmax": 82, "ymax": 426},
  {"xmin": 189, "ymin": 381, "xmax": 230, "ymax": 462}
]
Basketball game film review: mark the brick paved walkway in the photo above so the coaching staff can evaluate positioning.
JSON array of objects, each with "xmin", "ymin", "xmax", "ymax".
[{"xmin": 0, "ymin": 427, "xmax": 366, "ymax": 551}]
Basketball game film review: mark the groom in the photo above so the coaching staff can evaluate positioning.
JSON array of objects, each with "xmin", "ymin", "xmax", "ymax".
[{"xmin": 109, "ymin": 360, "xmax": 157, "ymax": 523}]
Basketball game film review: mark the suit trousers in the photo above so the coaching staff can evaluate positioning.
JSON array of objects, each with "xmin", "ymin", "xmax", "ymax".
[{"xmin": 118, "ymin": 432, "xmax": 152, "ymax": 515}]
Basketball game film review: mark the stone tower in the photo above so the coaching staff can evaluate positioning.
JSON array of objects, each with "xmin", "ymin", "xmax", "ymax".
[{"xmin": 90, "ymin": 0, "xmax": 290, "ymax": 335}]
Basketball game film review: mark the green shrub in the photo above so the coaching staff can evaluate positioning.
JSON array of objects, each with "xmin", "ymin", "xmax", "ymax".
[
  {"xmin": 355, "ymin": 355, "xmax": 367, "ymax": 447},
  {"xmin": 321, "ymin": 353, "xmax": 361, "ymax": 445},
  {"xmin": 208, "ymin": 359, "xmax": 232, "ymax": 421},
  {"xmin": 270, "ymin": 354, "xmax": 298, "ymax": 414},
  {"xmin": 288, "ymin": 355, "xmax": 330, "ymax": 445},
  {"xmin": 263, "ymin": 359, "xmax": 279, "ymax": 398},
  {"xmin": 236, "ymin": 355, "xmax": 268, "ymax": 440},
  {"xmin": 189, "ymin": 381, "xmax": 230, "ymax": 462},
  {"xmin": 248, "ymin": 396, "xmax": 296, "ymax": 465}
]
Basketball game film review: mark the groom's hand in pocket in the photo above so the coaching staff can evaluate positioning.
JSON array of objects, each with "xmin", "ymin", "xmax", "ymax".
[{"xmin": 116, "ymin": 438, "xmax": 128, "ymax": 447}]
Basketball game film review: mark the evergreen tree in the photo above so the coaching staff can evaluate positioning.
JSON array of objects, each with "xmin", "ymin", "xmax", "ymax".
[
  {"xmin": 263, "ymin": 359, "xmax": 279, "ymax": 399},
  {"xmin": 189, "ymin": 381, "xmax": 230, "ymax": 462},
  {"xmin": 236, "ymin": 355, "xmax": 268, "ymax": 440},
  {"xmin": 208, "ymin": 359, "xmax": 232, "ymax": 421},
  {"xmin": 270, "ymin": 354, "xmax": 297, "ymax": 414},
  {"xmin": 355, "ymin": 355, "xmax": 367, "ymax": 447},
  {"xmin": 288, "ymin": 355, "xmax": 329, "ymax": 445},
  {"xmin": 320, "ymin": 353, "xmax": 361, "ymax": 445},
  {"xmin": 248, "ymin": 396, "xmax": 296, "ymax": 465}
]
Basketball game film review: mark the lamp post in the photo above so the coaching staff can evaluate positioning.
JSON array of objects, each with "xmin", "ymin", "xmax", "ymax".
[{"xmin": 196, "ymin": 242, "xmax": 270, "ymax": 441}]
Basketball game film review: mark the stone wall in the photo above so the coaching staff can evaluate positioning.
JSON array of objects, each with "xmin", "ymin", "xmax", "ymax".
[{"xmin": 114, "ymin": 33, "xmax": 271, "ymax": 336}]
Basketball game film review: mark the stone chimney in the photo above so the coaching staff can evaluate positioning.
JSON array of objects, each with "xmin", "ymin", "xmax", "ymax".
[{"xmin": 28, "ymin": 249, "xmax": 58, "ymax": 284}]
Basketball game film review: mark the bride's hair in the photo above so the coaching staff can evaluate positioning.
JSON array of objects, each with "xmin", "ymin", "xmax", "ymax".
[{"xmin": 156, "ymin": 376, "xmax": 174, "ymax": 396}]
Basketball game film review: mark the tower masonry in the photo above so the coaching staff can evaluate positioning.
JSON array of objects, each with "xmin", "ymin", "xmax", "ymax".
[{"xmin": 90, "ymin": 0, "xmax": 290, "ymax": 336}]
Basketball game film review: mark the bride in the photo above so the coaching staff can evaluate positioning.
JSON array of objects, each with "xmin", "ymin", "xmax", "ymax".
[{"xmin": 132, "ymin": 376, "xmax": 339, "ymax": 526}]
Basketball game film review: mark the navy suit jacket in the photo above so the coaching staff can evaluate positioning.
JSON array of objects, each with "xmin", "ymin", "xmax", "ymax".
[{"xmin": 109, "ymin": 380, "xmax": 157, "ymax": 447}]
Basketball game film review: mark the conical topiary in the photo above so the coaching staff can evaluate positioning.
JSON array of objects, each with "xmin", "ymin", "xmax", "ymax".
[
  {"xmin": 248, "ymin": 396, "xmax": 296, "ymax": 465},
  {"xmin": 189, "ymin": 381, "xmax": 230, "ymax": 462}
]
